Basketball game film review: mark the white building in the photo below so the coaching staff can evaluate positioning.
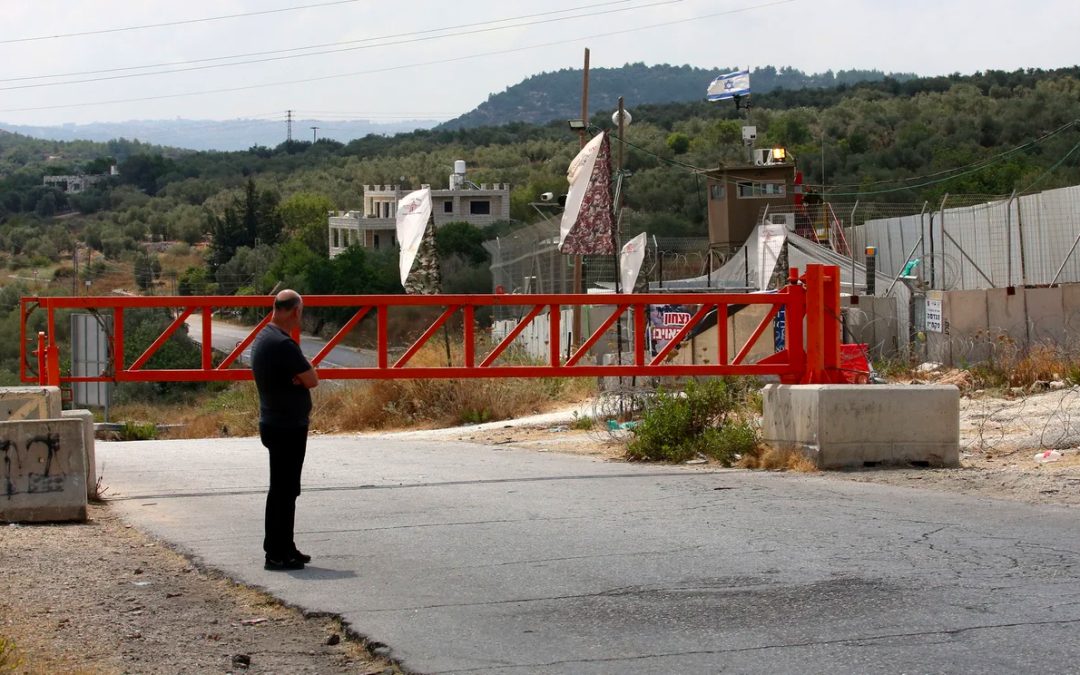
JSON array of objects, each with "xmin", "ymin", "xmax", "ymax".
[{"xmin": 328, "ymin": 161, "xmax": 511, "ymax": 258}]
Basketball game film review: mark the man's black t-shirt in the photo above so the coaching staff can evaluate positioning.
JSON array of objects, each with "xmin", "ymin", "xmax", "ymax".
[{"xmin": 251, "ymin": 324, "xmax": 313, "ymax": 428}]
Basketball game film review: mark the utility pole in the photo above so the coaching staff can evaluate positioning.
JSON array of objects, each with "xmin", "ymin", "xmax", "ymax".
[
  {"xmin": 310, "ymin": 126, "xmax": 319, "ymax": 143},
  {"xmin": 286, "ymin": 109, "xmax": 293, "ymax": 142}
]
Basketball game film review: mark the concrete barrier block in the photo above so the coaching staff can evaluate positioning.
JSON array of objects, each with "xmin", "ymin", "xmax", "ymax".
[
  {"xmin": 0, "ymin": 418, "xmax": 88, "ymax": 522},
  {"xmin": 62, "ymin": 409, "xmax": 97, "ymax": 499},
  {"xmin": 762, "ymin": 384, "xmax": 960, "ymax": 469},
  {"xmin": 0, "ymin": 386, "xmax": 62, "ymax": 421}
]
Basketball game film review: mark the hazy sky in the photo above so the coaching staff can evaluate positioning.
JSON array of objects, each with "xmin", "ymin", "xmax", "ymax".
[{"xmin": 2, "ymin": 0, "xmax": 1077, "ymax": 127}]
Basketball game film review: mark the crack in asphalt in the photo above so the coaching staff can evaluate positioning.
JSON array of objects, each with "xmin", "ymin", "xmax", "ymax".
[
  {"xmin": 107, "ymin": 471, "xmax": 700, "ymax": 501},
  {"xmin": 431, "ymin": 617, "xmax": 1080, "ymax": 673}
]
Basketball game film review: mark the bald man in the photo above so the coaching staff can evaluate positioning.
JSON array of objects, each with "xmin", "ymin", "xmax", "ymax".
[{"xmin": 251, "ymin": 290, "xmax": 319, "ymax": 570}]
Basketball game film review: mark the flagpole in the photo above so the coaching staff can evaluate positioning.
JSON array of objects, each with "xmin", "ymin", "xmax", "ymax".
[
  {"xmin": 614, "ymin": 96, "xmax": 627, "ymax": 368},
  {"xmin": 572, "ymin": 48, "xmax": 590, "ymax": 352}
]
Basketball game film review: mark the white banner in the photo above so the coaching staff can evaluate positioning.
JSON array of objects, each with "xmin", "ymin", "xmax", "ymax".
[
  {"xmin": 396, "ymin": 187, "xmax": 432, "ymax": 287},
  {"xmin": 559, "ymin": 132, "xmax": 605, "ymax": 249},
  {"xmin": 620, "ymin": 232, "xmax": 647, "ymax": 293},
  {"xmin": 757, "ymin": 223, "xmax": 787, "ymax": 290}
]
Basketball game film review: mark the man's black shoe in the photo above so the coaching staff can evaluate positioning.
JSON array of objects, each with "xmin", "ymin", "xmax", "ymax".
[
  {"xmin": 264, "ymin": 555, "xmax": 305, "ymax": 570},
  {"xmin": 291, "ymin": 550, "xmax": 312, "ymax": 564}
]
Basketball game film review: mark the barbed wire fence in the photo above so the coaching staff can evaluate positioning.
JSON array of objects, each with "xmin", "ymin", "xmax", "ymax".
[{"xmin": 484, "ymin": 217, "xmax": 709, "ymax": 321}]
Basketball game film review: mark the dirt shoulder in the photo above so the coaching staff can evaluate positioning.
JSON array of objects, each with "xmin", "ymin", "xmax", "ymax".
[
  {"xmin": 450, "ymin": 386, "xmax": 1080, "ymax": 508},
  {"xmin": 0, "ymin": 504, "xmax": 397, "ymax": 674}
]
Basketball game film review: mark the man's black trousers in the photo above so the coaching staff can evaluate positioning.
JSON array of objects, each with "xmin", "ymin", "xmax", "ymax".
[{"xmin": 260, "ymin": 423, "xmax": 308, "ymax": 559}]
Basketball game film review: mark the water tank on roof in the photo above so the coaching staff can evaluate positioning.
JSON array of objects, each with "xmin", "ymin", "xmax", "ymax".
[{"xmin": 454, "ymin": 160, "xmax": 466, "ymax": 175}]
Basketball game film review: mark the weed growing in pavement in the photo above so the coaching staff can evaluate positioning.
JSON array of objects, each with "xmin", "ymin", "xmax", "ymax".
[
  {"xmin": 90, "ymin": 466, "xmax": 109, "ymax": 503},
  {"xmin": 626, "ymin": 378, "xmax": 759, "ymax": 465},
  {"xmin": 0, "ymin": 636, "xmax": 22, "ymax": 672},
  {"xmin": 738, "ymin": 446, "xmax": 818, "ymax": 472}
]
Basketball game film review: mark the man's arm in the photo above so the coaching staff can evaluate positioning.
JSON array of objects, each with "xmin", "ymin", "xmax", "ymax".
[{"xmin": 293, "ymin": 364, "xmax": 319, "ymax": 389}]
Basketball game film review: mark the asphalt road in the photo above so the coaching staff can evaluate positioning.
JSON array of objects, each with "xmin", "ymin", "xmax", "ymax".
[
  {"xmin": 184, "ymin": 315, "xmax": 375, "ymax": 367},
  {"xmin": 96, "ymin": 434, "xmax": 1080, "ymax": 673}
]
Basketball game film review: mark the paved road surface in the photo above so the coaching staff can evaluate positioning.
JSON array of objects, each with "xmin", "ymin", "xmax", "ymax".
[
  {"xmin": 99, "ymin": 436, "xmax": 1080, "ymax": 673},
  {"xmin": 184, "ymin": 315, "xmax": 375, "ymax": 367}
]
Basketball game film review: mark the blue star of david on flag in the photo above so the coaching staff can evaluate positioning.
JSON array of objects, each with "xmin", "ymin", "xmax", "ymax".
[{"xmin": 707, "ymin": 69, "xmax": 751, "ymax": 101}]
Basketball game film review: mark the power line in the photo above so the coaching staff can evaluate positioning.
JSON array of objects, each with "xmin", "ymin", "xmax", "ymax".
[
  {"xmin": 0, "ymin": 0, "xmax": 367, "ymax": 45},
  {"xmin": 0, "ymin": 0, "xmax": 684, "ymax": 91},
  {"xmin": 2, "ymin": 0, "xmax": 639, "ymax": 82},
  {"xmin": 0, "ymin": 0, "xmax": 795, "ymax": 115},
  {"xmin": 606, "ymin": 122, "xmax": 1080, "ymax": 197}
]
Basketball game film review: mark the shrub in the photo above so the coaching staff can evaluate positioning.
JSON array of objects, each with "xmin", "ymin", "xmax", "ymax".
[
  {"xmin": 626, "ymin": 378, "xmax": 759, "ymax": 464},
  {"xmin": 570, "ymin": 412, "xmax": 593, "ymax": 430},
  {"xmin": 119, "ymin": 421, "xmax": 157, "ymax": 441}
]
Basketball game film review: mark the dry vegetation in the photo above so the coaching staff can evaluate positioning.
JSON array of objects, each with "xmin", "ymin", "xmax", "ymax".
[
  {"xmin": 737, "ymin": 446, "xmax": 818, "ymax": 472},
  {"xmin": 111, "ymin": 342, "xmax": 596, "ymax": 439}
]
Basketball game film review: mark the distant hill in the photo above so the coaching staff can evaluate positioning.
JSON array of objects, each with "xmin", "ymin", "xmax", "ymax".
[
  {"xmin": 438, "ymin": 64, "xmax": 917, "ymax": 130},
  {"xmin": 0, "ymin": 117, "xmax": 441, "ymax": 152}
]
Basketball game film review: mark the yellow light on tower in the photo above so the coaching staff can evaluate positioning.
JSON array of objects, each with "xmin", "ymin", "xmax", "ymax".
[{"xmin": 771, "ymin": 147, "xmax": 787, "ymax": 161}]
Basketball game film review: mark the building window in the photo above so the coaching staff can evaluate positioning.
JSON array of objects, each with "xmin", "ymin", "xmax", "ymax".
[
  {"xmin": 332, "ymin": 229, "xmax": 339, "ymax": 248},
  {"xmin": 736, "ymin": 181, "xmax": 786, "ymax": 199},
  {"xmin": 443, "ymin": 200, "xmax": 453, "ymax": 213},
  {"xmin": 469, "ymin": 200, "xmax": 491, "ymax": 215},
  {"xmin": 373, "ymin": 234, "xmax": 380, "ymax": 249},
  {"xmin": 710, "ymin": 184, "xmax": 726, "ymax": 200}
]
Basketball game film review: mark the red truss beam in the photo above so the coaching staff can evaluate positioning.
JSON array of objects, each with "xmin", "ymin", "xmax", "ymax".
[{"xmin": 20, "ymin": 265, "xmax": 849, "ymax": 386}]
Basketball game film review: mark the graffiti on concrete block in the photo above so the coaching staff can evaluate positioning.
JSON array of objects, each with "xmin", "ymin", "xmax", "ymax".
[
  {"xmin": 1, "ymin": 439, "xmax": 15, "ymax": 499},
  {"xmin": 2, "ymin": 432, "xmax": 68, "ymax": 498}
]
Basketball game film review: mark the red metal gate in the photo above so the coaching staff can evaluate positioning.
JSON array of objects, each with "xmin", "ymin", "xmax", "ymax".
[{"xmin": 21, "ymin": 265, "xmax": 848, "ymax": 387}]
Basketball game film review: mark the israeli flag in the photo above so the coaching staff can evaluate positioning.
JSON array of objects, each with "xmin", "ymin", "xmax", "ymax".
[{"xmin": 707, "ymin": 69, "xmax": 751, "ymax": 101}]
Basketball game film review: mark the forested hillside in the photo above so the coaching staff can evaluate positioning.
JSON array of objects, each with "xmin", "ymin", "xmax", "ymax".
[
  {"xmin": 1, "ymin": 66, "xmax": 1079, "ymax": 384},
  {"xmin": 438, "ymin": 63, "xmax": 917, "ymax": 129}
]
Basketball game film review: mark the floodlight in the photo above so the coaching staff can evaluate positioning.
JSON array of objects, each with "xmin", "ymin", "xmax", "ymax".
[{"xmin": 567, "ymin": 119, "xmax": 587, "ymax": 130}]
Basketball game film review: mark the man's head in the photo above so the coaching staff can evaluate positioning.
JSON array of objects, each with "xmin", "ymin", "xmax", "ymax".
[{"xmin": 272, "ymin": 289, "xmax": 303, "ymax": 329}]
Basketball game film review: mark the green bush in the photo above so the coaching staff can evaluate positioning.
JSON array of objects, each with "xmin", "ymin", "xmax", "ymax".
[
  {"xmin": 570, "ymin": 413, "xmax": 593, "ymax": 430},
  {"xmin": 627, "ymin": 378, "xmax": 759, "ymax": 465},
  {"xmin": 119, "ymin": 421, "xmax": 158, "ymax": 441}
]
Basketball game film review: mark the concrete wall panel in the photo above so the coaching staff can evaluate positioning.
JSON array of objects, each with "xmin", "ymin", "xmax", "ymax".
[
  {"xmin": 843, "ymin": 297, "xmax": 899, "ymax": 359},
  {"xmin": 986, "ymin": 288, "xmax": 1028, "ymax": 347},
  {"xmin": 1026, "ymin": 287, "xmax": 1065, "ymax": 346},
  {"xmin": 945, "ymin": 289, "xmax": 990, "ymax": 365},
  {"xmin": 1061, "ymin": 285, "xmax": 1080, "ymax": 350}
]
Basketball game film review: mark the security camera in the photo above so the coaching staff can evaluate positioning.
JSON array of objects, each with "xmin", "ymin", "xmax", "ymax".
[{"xmin": 540, "ymin": 192, "xmax": 554, "ymax": 201}]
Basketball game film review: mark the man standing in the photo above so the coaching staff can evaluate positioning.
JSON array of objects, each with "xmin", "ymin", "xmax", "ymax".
[{"xmin": 251, "ymin": 289, "xmax": 319, "ymax": 570}]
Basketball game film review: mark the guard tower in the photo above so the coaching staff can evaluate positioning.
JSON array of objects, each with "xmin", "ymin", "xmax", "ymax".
[{"xmin": 704, "ymin": 146, "xmax": 798, "ymax": 254}]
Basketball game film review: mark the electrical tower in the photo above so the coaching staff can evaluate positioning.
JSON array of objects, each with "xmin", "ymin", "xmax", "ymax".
[{"xmin": 286, "ymin": 110, "xmax": 293, "ymax": 142}]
